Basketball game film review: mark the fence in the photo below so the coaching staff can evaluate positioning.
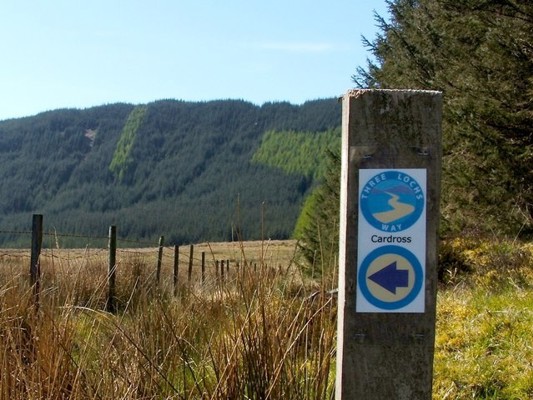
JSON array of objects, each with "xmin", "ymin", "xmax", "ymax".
[{"xmin": 1, "ymin": 214, "xmax": 269, "ymax": 313}]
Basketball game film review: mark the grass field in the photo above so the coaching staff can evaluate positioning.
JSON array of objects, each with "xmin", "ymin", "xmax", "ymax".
[{"xmin": 0, "ymin": 238, "xmax": 532, "ymax": 399}]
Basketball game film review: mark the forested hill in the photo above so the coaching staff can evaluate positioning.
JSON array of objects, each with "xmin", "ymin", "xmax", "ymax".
[{"xmin": 0, "ymin": 98, "xmax": 341, "ymax": 246}]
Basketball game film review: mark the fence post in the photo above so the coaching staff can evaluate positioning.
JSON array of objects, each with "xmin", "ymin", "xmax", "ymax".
[
  {"xmin": 221, "ymin": 260, "xmax": 225, "ymax": 281},
  {"xmin": 173, "ymin": 245, "xmax": 179, "ymax": 296},
  {"xmin": 215, "ymin": 260, "xmax": 219, "ymax": 280},
  {"xmin": 188, "ymin": 244, "xmax": 194, "ymax": 283},
  {"xmin": 107, "ymin": 225, "xmax": 117, "ymax": 313},
  {"xmin": 156, "ymin": 236, "xmax": 164, "ymax": 286},
  {"xmin": 30, "ymin": 214, "xmax": 43, "ymax": 309},
  {"xmin": 201, "ymin": 251, "xmax": 206, "ymax": 284},
  {"xmin": 336, "ymin": 89, "xmax": 442, "ymax": 399}
]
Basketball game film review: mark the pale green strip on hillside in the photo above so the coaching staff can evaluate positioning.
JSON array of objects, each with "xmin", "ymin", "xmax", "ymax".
[
  {"xmin": 251, "ymin": 128, "xmax": 340, "ymax": 180},
  {"xmin": 293, "ymin": 186, "xmax": 320, "ymax": 238},
  {"xmin": 109, "ymin": 106, "xmax": 147, "ymax": 181}
]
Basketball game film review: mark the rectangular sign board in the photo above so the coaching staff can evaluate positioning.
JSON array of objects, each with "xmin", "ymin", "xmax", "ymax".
[{"xmin": 357, "ymin": 168, "xmax": 426, "ymax": 313}]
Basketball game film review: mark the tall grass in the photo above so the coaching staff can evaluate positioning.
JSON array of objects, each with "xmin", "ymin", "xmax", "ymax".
[
  {"xmin": 1, "ymin": 237, "xmax": 531, "ymax": 399},
  {"xmin": 0, "ymin": 246, "xmax": 336, "ymax": 399}
]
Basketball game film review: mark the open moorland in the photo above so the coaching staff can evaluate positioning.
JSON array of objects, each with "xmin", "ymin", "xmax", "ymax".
[{"xmin": 0, "ymin": 238, "xmax": 532, "ymax": 399}]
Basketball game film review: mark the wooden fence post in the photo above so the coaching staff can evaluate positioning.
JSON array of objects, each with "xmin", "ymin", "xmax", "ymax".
[
  {"xmin": 221, "ymin": 260, "xmax": 225, "ymax": 281},
  {"xmin": 173, "ymin": 245, "xmax": 179, "ymax": 296},
  {"xmin": 188, "ymin": 244, "xmax": 194, "ymax": 283},
  {"xmin": 156, "ymin": 236, "xmax": 164, "ymax": 285},
  {"xmin": 336, "ymin": 89, "xmax": 442, "ymax": 399},
  {"xmin": 215, "ymin": 260, "xmax": 219, "ymax": 280},
  {"xmin": 201, "ymin": 251, "xmax": 206, "ymax": 284},
  {"xmin": 107, "ymin": 225, "xmax": 117, "ymax": 313},
  {"xmin": 30, "ymin": 214, "xmax": 43, "ymax": 309}
]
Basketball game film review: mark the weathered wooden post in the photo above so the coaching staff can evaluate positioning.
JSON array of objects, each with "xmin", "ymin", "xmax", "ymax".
[
  {"xmin": 173, "ymin": 245, "xmax": 179, "ymax": 296},
  {"xmin": 336, "ymin": 89, "xmax": 442, "ymax": 399},
  {"xmin": 156, "ymin": 236, "xmax": 164, "ymax": 286},
  {"xmin": 188, "ymin": 244, "xmax": 194, "ymax": 283},
  {"xmin": 30, "ymin": 214, "xmax": 43, "ymax": 309},
  {"xmin": 201, "ymin": 251, "xmax": 206, "ymax": 284},
  {"xmin": 107, "ymin": 225, "xmax": 117, "ymax": 313}
]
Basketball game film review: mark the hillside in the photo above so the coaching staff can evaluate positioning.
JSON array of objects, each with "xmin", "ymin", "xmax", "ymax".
[{"xmin": 0, "ymin": 99, "xmax": 341, "ymax": 246}]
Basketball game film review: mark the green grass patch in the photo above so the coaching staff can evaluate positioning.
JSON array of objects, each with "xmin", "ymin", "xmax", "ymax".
[
  {"xmin": 435, "ymin": 286, "xmax": 533, "ymax": 399},
  {"xmin": 434, "ymin": 237, "xmax": 533, "ymax": 399}
]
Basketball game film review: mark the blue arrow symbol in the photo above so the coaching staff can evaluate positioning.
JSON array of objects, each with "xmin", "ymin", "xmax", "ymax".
[{"xmin": 368, "ymin": 261, "xmax": 409, "ymax": 294}]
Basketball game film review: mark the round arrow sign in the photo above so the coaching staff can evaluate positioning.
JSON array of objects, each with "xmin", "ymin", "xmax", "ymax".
[{"xmin": 358, "ymin": 245, "xmax": 423, "ymax": 310}]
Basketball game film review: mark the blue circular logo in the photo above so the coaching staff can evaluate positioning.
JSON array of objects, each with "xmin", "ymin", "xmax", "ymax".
[
  {"xmin": 358, "ymin": 245, "xmax": 423, "ymax": 310},
  {"xmin": 360, "ymin": 170, "xmax": 424, "ymax": 232}
]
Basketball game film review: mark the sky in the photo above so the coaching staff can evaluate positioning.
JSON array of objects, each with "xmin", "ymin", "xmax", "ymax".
[{"xmin": 0, "ymin": 1, "xmax": 388, "ymax": 121}]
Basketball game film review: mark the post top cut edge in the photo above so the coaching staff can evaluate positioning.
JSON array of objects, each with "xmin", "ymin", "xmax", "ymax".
[{"xmin": 345, "ymin": 88, "xmax": 442, "ymax": 98}]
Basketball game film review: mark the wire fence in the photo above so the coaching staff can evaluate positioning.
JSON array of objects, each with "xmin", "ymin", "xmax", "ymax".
[
  {"xmin": 0, "ymin": 214, "xmax": 283, "ymax": 312},
  {"xmin": 0, "ymin": 224, "xmax": 223, "ymax": 264}
]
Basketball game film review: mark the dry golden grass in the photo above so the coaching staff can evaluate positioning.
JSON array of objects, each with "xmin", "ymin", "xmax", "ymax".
[
  {"xmin": 0, "ymin": 239, "xmax": 336, "ymax": 399},
  {"xmin": 1, "ymin": 237, "xmax": 532, "ymax": 399}
]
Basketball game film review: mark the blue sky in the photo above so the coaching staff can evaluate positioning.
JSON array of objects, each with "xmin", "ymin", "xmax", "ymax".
[{"xmin": 0, "ymin": 1, "xmax": 388, "ymax": 121}]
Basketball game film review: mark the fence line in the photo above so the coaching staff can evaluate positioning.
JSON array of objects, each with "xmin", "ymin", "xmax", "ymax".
[
  {"xmin": 0, "ymin": 228, "xmax": 228, "ymax": 264},
  {"xmin": 0, "ymin": 228, "xmax": 160, "ymax": 248},
  {"xmin": 0, "ymin": 214, "xmax": 276, "ymax": 313},
  {"xmin": 0, "ymin": 229, "xmax": 33, "ymax": 236}
]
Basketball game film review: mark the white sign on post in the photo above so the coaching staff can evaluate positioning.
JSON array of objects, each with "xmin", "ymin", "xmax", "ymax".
[{"xmin": 357, "ymin": 168, "xmax": 426, "ymax": 313}]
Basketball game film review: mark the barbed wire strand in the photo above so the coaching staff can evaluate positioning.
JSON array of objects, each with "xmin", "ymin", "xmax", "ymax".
[{"xmin": 0, "ymin": 226, "xmax": 237, "ymax": 268}]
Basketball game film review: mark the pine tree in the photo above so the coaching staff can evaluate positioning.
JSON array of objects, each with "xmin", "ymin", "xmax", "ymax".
[
  {"xmin": 295, "ymin": 0, "xmax": 533, "ymax": 273},
  {"xmin": 355, "ymin": 0, "xmax": 533, "ymax": 236},
  {"xmin": 296, "ymin": 150, "xmax": 340, "ymax": 275}
]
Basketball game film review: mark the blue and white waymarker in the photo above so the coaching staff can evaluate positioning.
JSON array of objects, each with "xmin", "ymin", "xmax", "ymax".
[
  {"xmin": 360, "ymin": 170, "xmax": 424, "ymax": 233},
  {"xmin": 357, "ymin": 169, "xmax": 426, "ymax": 313}
]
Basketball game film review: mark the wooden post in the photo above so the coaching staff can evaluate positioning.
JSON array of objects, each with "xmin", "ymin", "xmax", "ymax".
[
  {"xmin": 107, "ymin": 225, "xmax": 117, "ymax": 313},
  {"xmin": 188, "ymin": 244, "xmax": 194, "ymax": 283},
  {"xmin": 221, "ymin": 260, "xmax": 225, "ymax": 281},
  {"xmin": 156, "ymin": 236, "xmax": 164, "ymax": 285},
  {"xmin": 30, "ymin": 214, "xmax": 43, "ymax": 308},
  {"xmin": 201, "ymin": 251, "xmax": 206, "ymax": 284},
  {"xmin": 215, "ymin": 260, "xmax": 220, "ymax": 280},
  {"xmin": 173, "ymin": 245, "xmax": 179, "ymax": 296},
  {"xmin": 336, "ymin": 89, "xmax": 442, "ymax": 399}
]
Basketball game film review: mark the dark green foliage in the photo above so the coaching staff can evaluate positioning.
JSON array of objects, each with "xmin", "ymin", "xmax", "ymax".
[
  {"xmin": 0, "ymin": 99, "xmax": 340, "ymax": 247},
  {"xmin": 294, "ymin": 0, "xmax": 533, "ymax": 274},
  {"xmin": 355, "ymin": 0, "xmax": 533, "ymax": 237}
]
